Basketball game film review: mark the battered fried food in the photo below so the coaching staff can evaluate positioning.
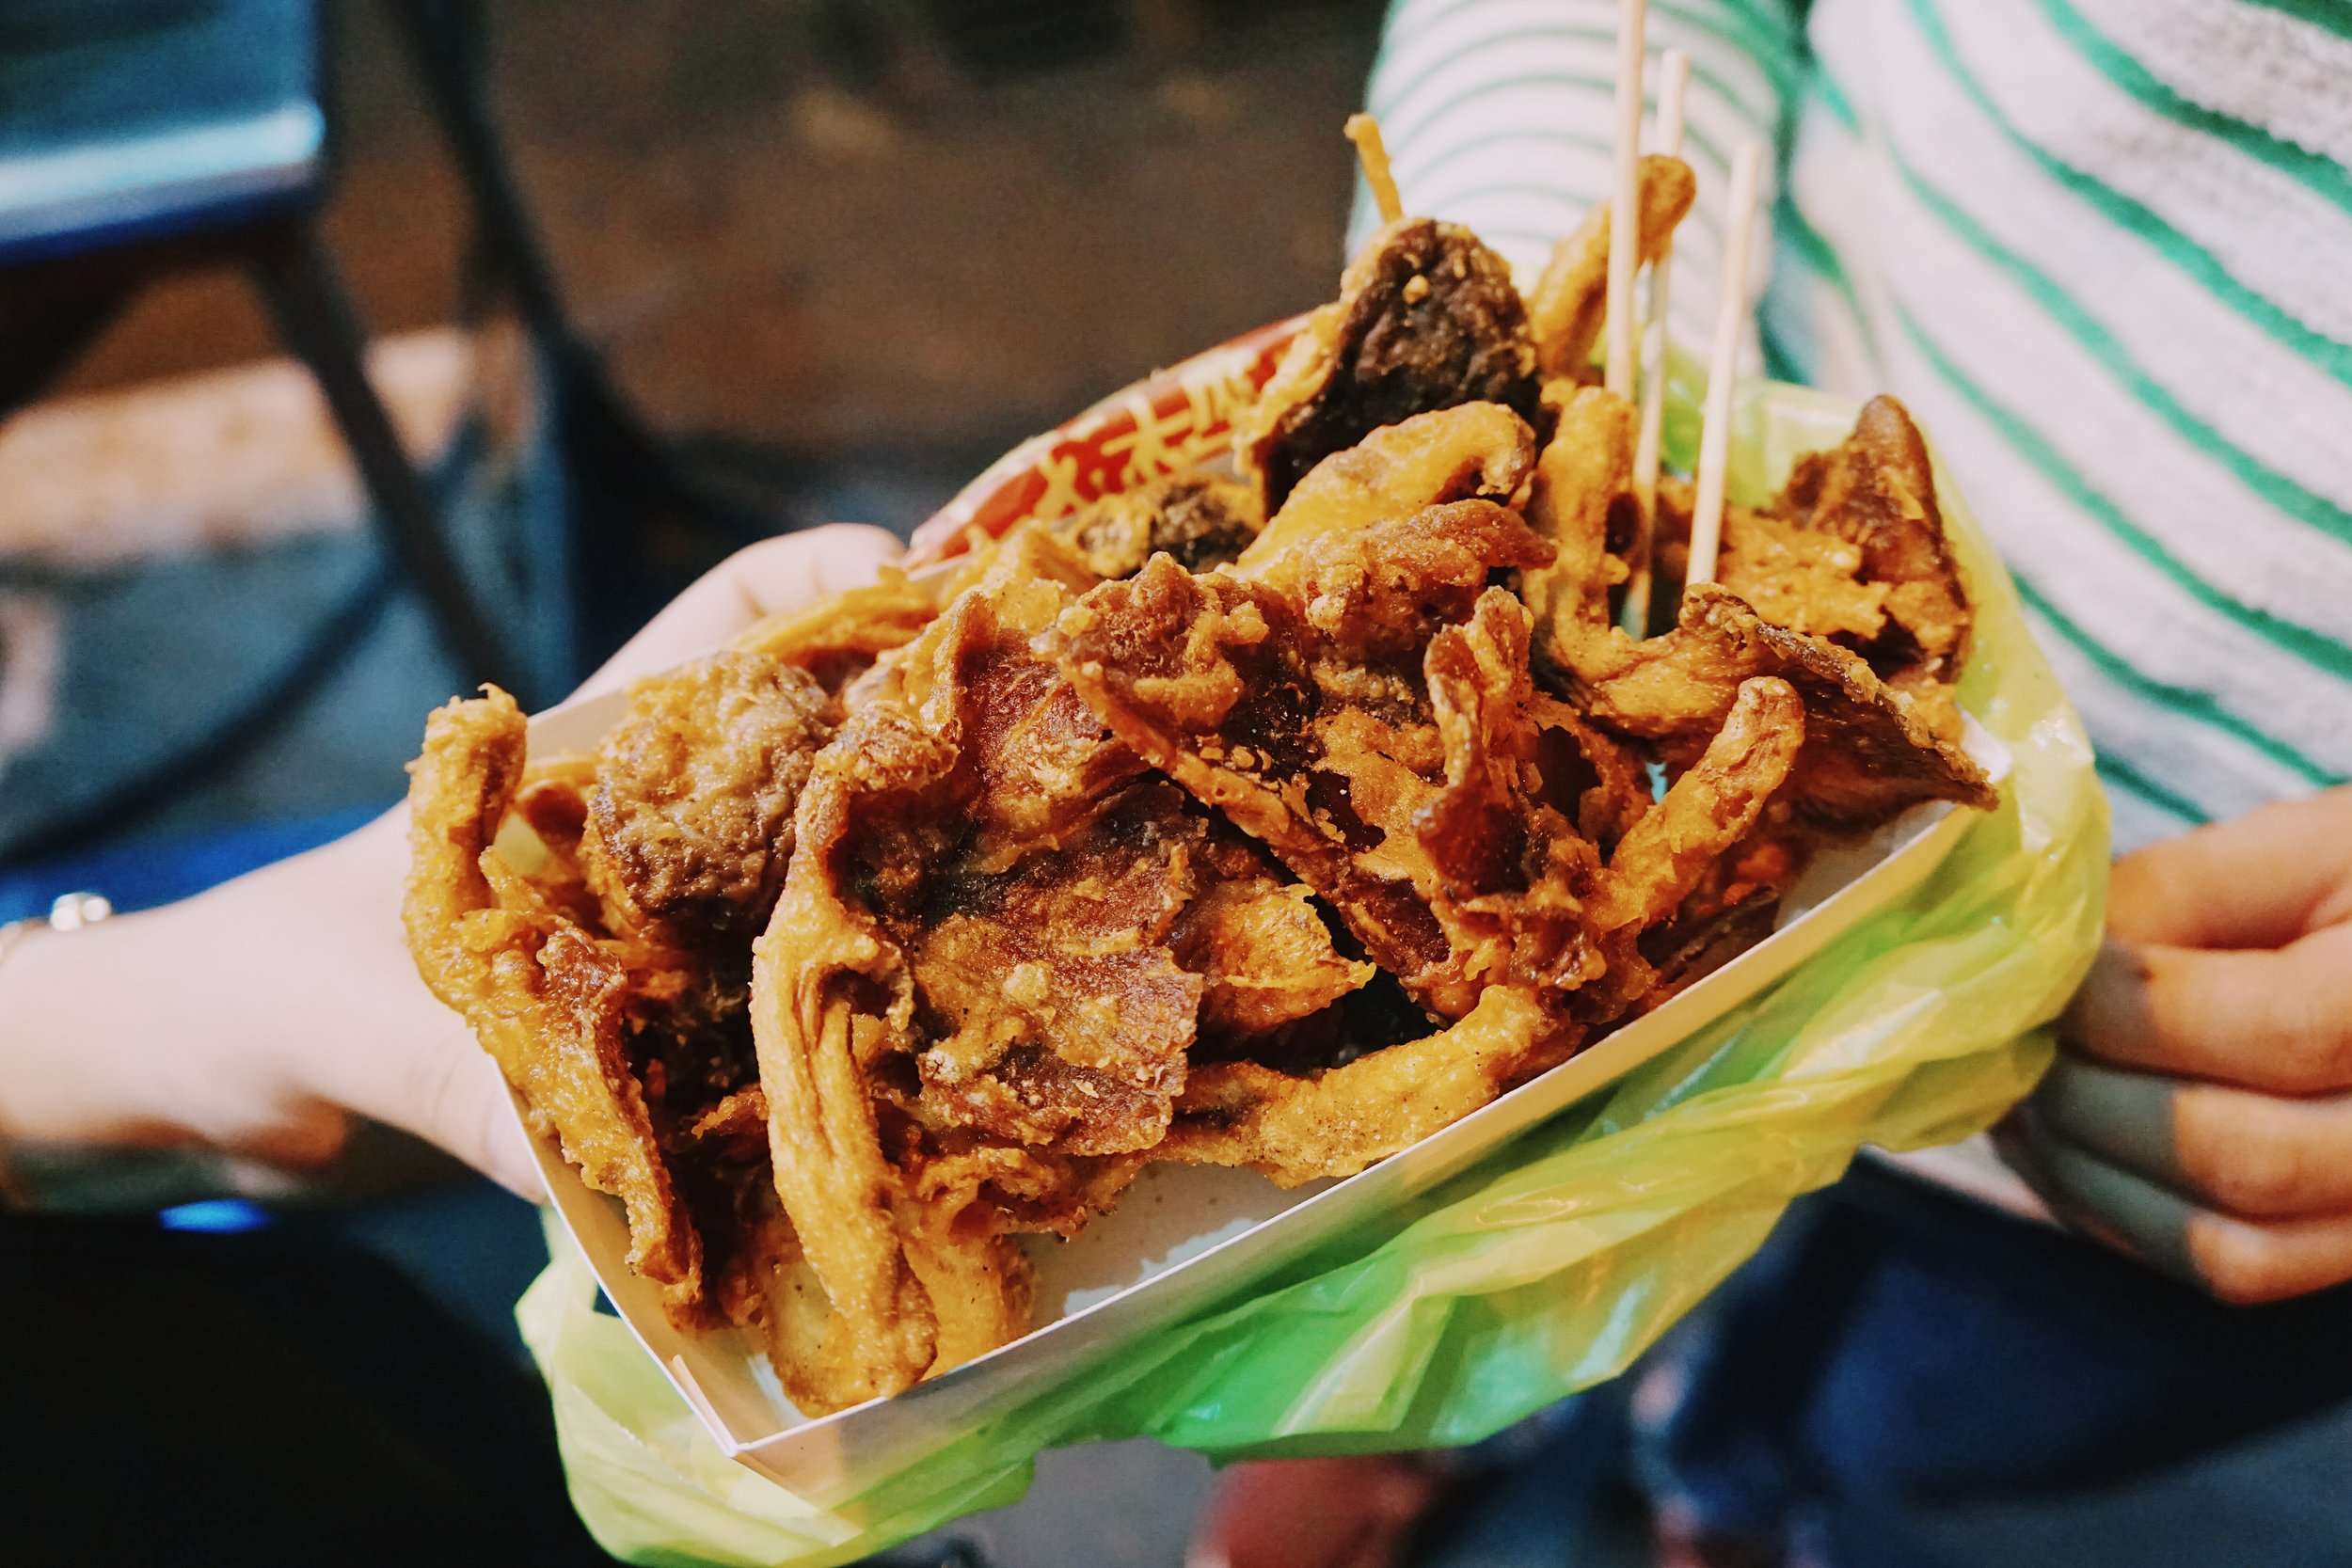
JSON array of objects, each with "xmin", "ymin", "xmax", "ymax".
[
  {"xmin": 1158, "ymin": 678, "xmax": 1801, "ymax": 1188},
  {"xmin": 1559, "ymin": 585, "xmax": 1992, "ymax": 826},
  {"xmin": 1161, "ymin": 985, "xmax": 1556, "ymax": 1186},
  {"xmin": 749, "ymin": 531, "xmax": 1211, "ymax": 1406},
  {"xmin": 1645, "ymin": 397, "xmax": 1967, "ymax": 705},
  {"xmin": 582, "ymin": 652, "xmax": 836, "ymax": 942},
  {"xmin": 1774, "ymin": 396, "xmax": 1969, "ymax": 688},
  {"xmin": 1237, "ymin": 401, "xmax": 1535, "ymax": 590},
  {"xmin": 1521, "ymin": 388, "xmax": 1991, "ymax": 827},
  {"xmin": 1703, "ymin": 495, "xmax": 1889, "ymax": 646},
  {"xmin": 1519, "ymin": 383, "xmax": 1639, "ymax": 644},
  {"xmin": 1175, "ymin": 827, "xmax": 1375, "ymax": 1038},
  {"xmin": 404, "ymin": 689, "xmax": 705, "ymax": 1315},
  {"xmin": 1048, "ymin": 471, "xmax": 1264, "ymax": 578},
  {"xmin": 1574, "ymin": 676, "xmax": 1807, "ymax": 1015},
  {"xmin": 405, "ymin": 157, "xmax": 2004, "ymax": 1408},
  {"xmin": 731, "ymin": 559, "xmax": 986, "ymax": 694},
  {"xmin": 1043, "ymin": 505, "xmax": 1621, "ymax": 1022},
  {"xmin": 1527, "ymin": 154, "xmax": 1699, "ymax": 381},
  {"xmin": 1238, "ymin": 218, "xmax": 1544, "ymax": 514}
]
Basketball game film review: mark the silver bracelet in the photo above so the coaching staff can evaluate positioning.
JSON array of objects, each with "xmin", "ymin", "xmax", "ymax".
[
  {"xmin": 0, "ymin": 893, "xmax": 114, "ymax": 1208},
  {"xmin": 0, "ymin": 890, "xmax": 112, "ymax": 965}
]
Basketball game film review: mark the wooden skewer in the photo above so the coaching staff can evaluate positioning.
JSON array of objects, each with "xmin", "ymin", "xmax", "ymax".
[
  {"xmin": 1687, "ymin": 140, "xmax": 1767, "ymax": 591},
  {"xmin": 1623, "ymin": 46, "xmax": 1690, "ymax": 636},
  {"xmin": 1345, "ymin": 114, "xmax": 1405, "ymax": 226},
  {"xmin": 1604, "ymin": 0, "xmax": 1648, "ymax": 398}
]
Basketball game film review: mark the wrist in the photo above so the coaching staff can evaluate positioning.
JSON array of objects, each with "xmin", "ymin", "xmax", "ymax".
[
  {"xmin": 0, "ymin": 896, "xmax": 180, "ymax": 1149},
  {"xmin": 0, "ymin": 829, "xmax": 375, "ymax": 1161}
]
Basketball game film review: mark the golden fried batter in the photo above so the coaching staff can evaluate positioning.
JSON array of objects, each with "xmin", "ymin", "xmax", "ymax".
[
  {"xmin": 1236, "ymin": 401, "xmax": 1536, "ymax": 592},
  {"xmin": 732, "ymin": 565, "xmax": 958, "ymax": 694},
  {"xmin": 750, "ymin": 530, "xmax": 1208, "ymax": 1407},
  {"xmin": 1643, "ymin": 400, "xmax": 1968, "ymax": 706},
  {"xmin": 1585, "ymin": 678, "xmax": 1804, "ymax": 940},
  {"xmin": 1570, "ymin": 585, "xmax": 1994, "ymax": 827},
  {"xmin": 404, "ymin": 690, "xmax": 703, "ymax": 1313},
  {"xmin": 1573, "ymin": 676, "xmax": 1806, "ymax": 1019},
  {"xmin": 1527, "ymin": 154, "xmax": 1698, "ymax": 381},
  {"xmin": 1519, "ymin": 383, "xmax": 1639, "ymax": 647},
  {"xmin": 1175, "ymin": 829, "xmax": 1375, "ymax": 1039},
  {"xmin": 1238, "ymin": 218, "xmax": 1544, "ymax": 513},
  {"xmin": 1774, "ymin": 396, "xmax": 1969, "ymax": 686},
  {"xmin": 1519, "ymin": 390, "xmax": 1988, "ymax": 827},
  {"xmin": 398, "ymin": 138, "xmax": 2010, "ymax": 1417},
  {"xmin": 1161, "ymin": 985, "xmax": 1557, "ymax": 1186},
  {"xmin": 1709, "ymin": 497, "xmax": 1890, "ymax": 646},
  {"xmin": 582, "ymin": 652, "xmax": 836, "ymax": 942},
  {"xmin": 1043, "ymin": 504, "xmax": 1635, "ymax": 1021},
  {"xmin": 908, "ymin": 783, "xmax": 1204, "ymax": 1153},
  {"xmin": 1652, "ymin": 482, "xmax": 1890, "ymax": 641},
  {"xmin": 1156, "ymin": 680, "xmax": 1803, "ymax": 1180},
  {"xmin": 1047, "ymin": 471, "xmax": 1264, "ymax": 578}
]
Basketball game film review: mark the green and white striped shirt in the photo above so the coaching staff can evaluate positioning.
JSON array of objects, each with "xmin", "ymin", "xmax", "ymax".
[{"xmin": 1358, "ymin": 0, "xmax": 2352, "ymax": 853}]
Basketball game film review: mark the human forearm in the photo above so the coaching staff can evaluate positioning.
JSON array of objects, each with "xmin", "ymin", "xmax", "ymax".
[{"xmin": 0, "ymin": 811, "xmax": 523, "ymax": 1185}]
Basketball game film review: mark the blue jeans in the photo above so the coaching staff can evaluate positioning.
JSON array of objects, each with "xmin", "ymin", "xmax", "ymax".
[{"xmin": 1642, "ymin": 1162, "xmax": 2352, "ymax": 1563}]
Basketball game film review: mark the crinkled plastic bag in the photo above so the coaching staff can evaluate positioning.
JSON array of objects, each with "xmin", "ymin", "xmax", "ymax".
[{"xmin": 515, "ymin": 377, "xmax": 2109, "ymax": 1566}]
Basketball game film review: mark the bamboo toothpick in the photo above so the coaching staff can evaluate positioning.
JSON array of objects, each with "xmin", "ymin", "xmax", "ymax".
[
  {"xmin": 1688, "ymin": 141, "xmax": 1767, "ymax": 591},
  {"xmin": 1604, "ymin": 0, "xmax": 1648, "ymax": 398},
  {"xmin": 1623, "ymin": 47, "xmax": 1690, "ymax": 636},
  {"xmin": 1345, "ymin": 114, "xmax": 1405, "ymax": 226}
]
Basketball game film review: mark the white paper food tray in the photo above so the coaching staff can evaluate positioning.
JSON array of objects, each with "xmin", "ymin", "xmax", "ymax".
[{"xmin": 516, "ymin": 683, "xmax": 2009, "ymax": 1503}]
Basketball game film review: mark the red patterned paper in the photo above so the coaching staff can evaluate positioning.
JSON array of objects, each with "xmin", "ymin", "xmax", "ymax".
[{"xmin": 905, "ymin": 316, "xmax": 1305, "ymax": 565}]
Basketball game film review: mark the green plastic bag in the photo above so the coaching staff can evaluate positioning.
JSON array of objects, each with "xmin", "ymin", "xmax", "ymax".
[{"xmin": 514, "ymin": 377, "xmax": 2110, "ymax": 1566}]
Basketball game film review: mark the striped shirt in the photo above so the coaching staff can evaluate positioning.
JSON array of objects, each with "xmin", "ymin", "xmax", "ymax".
[{"xmin": 1357, "ymin": 0, "xmax": 2352, "ymax": 853}]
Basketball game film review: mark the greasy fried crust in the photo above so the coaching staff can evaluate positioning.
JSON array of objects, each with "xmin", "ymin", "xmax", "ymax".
[
  {"xmin": 1048, "ymin": 472, "xmax": 1265, "ymax": 578},
  {"xmin": 1646, "ymin": 399, "xmax": 1969, "ymax": 703},
  {"xmin": 1043, "ymin": 505, "xmax": 1625, "ymax": 1022},
  {"xmin": 1520, "ymin": 383, "xmax": 1638, "ymax": 648},
  {"xmin": 1527, "ymin": 155, "xmax": 1698, "ymax": 381},
  {"xmin": 1774, "ymin": 396, "xmax": 1969, "ymax": 685},
  {"xmin": 1518, "ymin": 390, "xmax": 1989, "ymax": 829},
  {"xmin": 583, "ymin": 652, "xmax": 836, "ymax": 941},
  {"xmin": 1175, "ymin": 829, "xmax": 1375, "ymax": 1039},
  {"xmin": 1238, "ymin": 219, "xmax": 1544, "ymax": 513},
  {"xmin": 1161, "ymin": 986, "xmax": 1558, "ymax": 1186},
  {"xmin": 908, "ymin": 782, "xmax": 1204, "ymax": 1154},
  {"xmin": 1417, "ymin": 593, "xmax": 1612, "ymax": 992},
  {"xmin": 732, "ymin": 568, "xmax": 946, "ymax": 694},
  {"xmin": 749, "ymin": 893, "xmax": 940, "ymax": 1406},
  {"xmin": 1237, "ymin": 402, "xmax": 1536, "ymax": 591},
  {"xmin": 1705, "ymin": 493, "xmax": 1889, "ymax": 646},
  {"xmin": 1689, "ymin": 590, "xmax": 1992, "ymax": 823},
  {"xmin": 750, "ymin": 534, "xmax": 1206, "ymax": 1408},
  {"xmin": 403, "ymin": 690, "xmax": 703, "ymax": 1310},
  {"xmin": 406, "ymin": 187, "xmax": 2005, "ymax": 1403},
  {"xmin": 1562, "ymin": 586, "xmax": 1994, "ymax": 827},
  {"xmin": 1587, "ymin": 678, "xmax": 1805, "ymax": 943}
]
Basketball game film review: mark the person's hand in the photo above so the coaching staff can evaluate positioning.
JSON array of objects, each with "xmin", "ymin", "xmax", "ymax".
[
  {"xmin": 2000, "ymin": 786, "xmax": 2352, "ymax": 1304},
  {"xmin": 0, "ymin": 526, "xmax": 902, "ymax": 1200}
]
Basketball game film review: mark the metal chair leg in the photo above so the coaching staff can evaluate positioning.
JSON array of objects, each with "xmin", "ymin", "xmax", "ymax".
[{"xmin": 247, "ymin": 227, "xmax": 522, "ymax": 696}]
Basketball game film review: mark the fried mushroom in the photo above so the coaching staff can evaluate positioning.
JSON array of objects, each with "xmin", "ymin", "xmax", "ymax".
[{"xmin": 1238, "ymin": 219, "xmax": 1544, "ymax": 514}]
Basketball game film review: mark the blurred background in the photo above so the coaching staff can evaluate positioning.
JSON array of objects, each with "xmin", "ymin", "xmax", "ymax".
[
  {"xmin": 0, "ymin": 0, "xmax": 1381, "ymax": 912},
  {"xmin": 0, "ymin": 7, "xmax": 1376, "ymax": 1562}
]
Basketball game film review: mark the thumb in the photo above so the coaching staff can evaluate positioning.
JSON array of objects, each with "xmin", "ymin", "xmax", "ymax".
[
  {"xmin": 577, "ymin": 524, "xmax": 906, "ymax": 698},
  {"xmin": 265, "ymin": 814, "xmax": 550, "ymax": 1201}
]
